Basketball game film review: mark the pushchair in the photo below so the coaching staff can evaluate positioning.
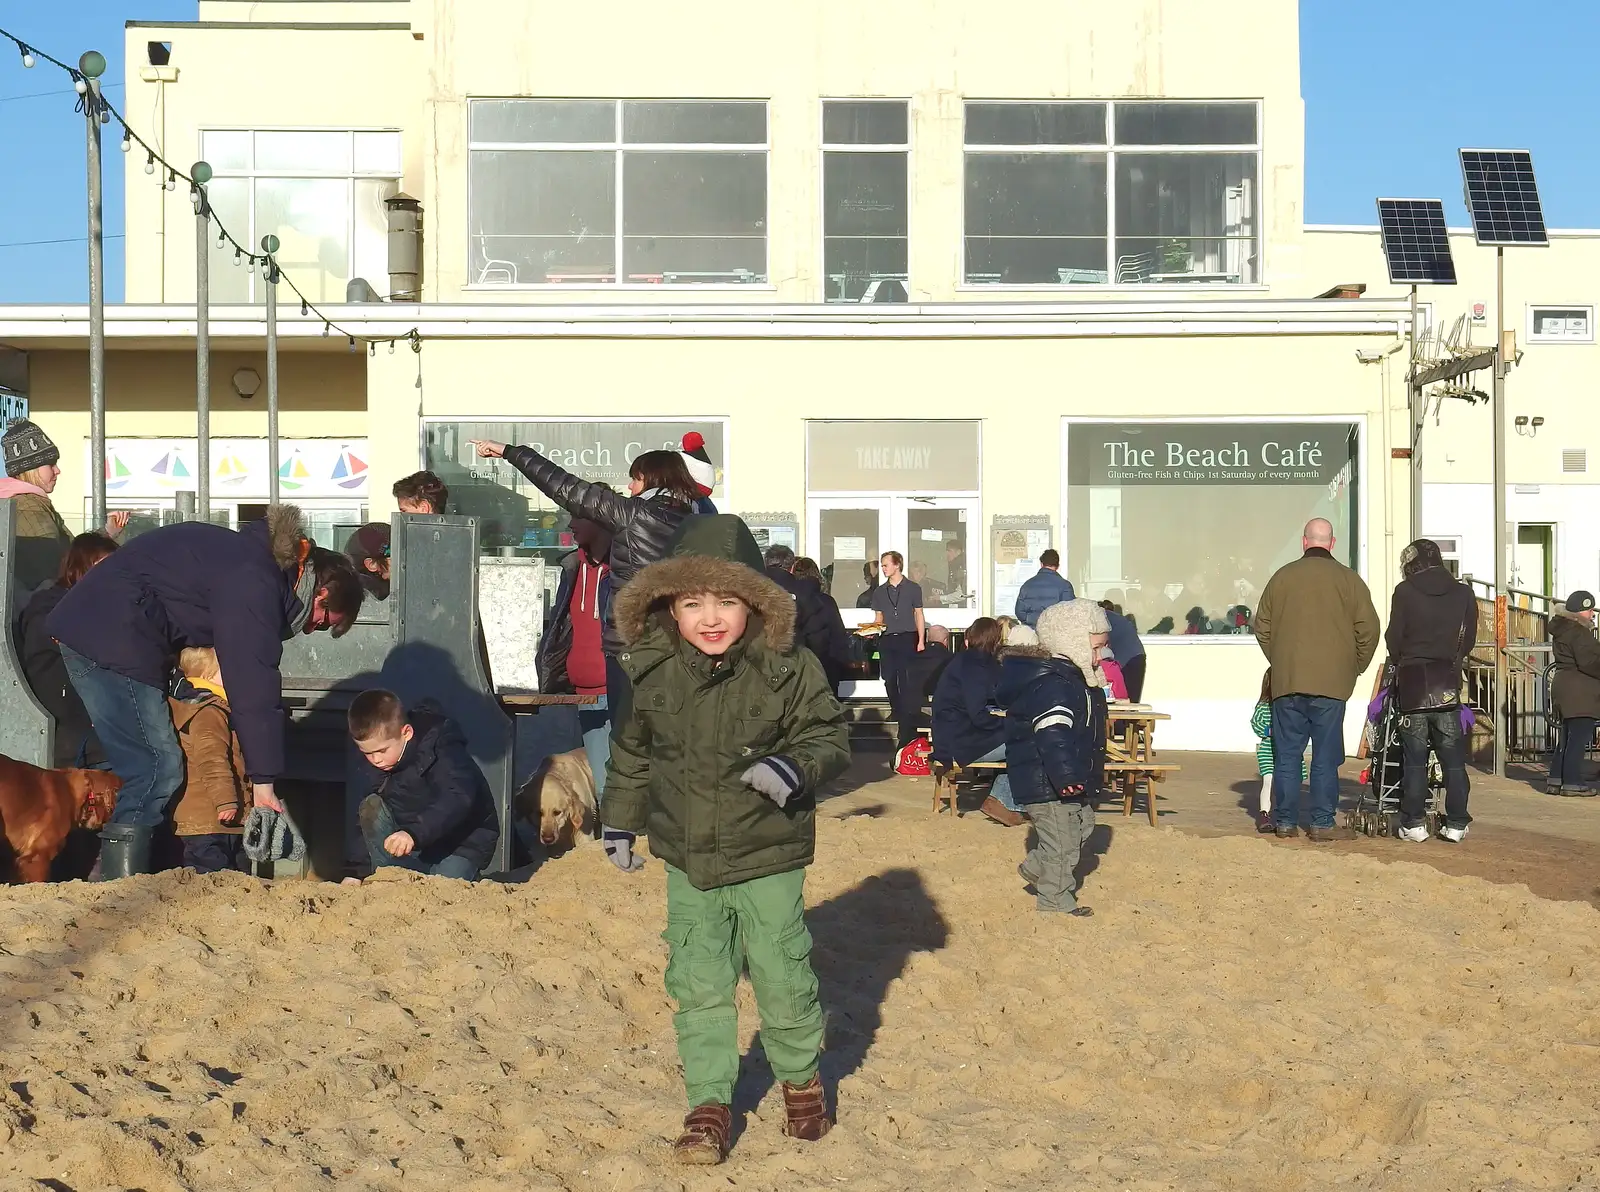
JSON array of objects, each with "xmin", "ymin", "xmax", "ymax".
[{"xmin": 1348, "ymin": 674, "xmax": 1456, "ymax": 838}]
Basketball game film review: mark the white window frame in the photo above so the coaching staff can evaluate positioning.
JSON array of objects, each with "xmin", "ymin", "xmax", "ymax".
[
  {"xmin": 819, "ymin": 98, "xmax": 912, "ymax": 303},
  {"xmin": 201, "ymin": 127, "xmax": 403, "ymax": 304},
  {"xmin": 465, "ymin": 99, "xmax": 772, "ymax": 290},
  {"xmin": 960, "ymin": 98, "xmax": 1265, "ymax": 291},
  {"xmin": 1527, "ymin": 304, "xmax": 1595, "ymax": 344},
  {"xmin": 1058, "ymin": 414, "xmax": 1368, "ymax": 645}
]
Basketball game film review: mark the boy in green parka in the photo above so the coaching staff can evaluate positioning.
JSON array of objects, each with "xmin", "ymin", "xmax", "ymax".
[{"xmin": 602, "ymin": 514, "xmax": 851, "ymax": 1165}]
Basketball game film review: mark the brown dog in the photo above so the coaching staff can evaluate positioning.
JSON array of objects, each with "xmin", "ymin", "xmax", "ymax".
[
  {"xmin": 514, "ymin": 748, "xmax": 597, "ymax": 851},
  {"xmin": 0, "ymin": 754, "xmax": 121, "ymax": 882}
]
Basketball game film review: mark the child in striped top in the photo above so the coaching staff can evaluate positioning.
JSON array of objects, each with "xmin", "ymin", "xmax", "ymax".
[{"xmin": 1251, "ymin": 668, "xmax": 1305, "ymax": 833}]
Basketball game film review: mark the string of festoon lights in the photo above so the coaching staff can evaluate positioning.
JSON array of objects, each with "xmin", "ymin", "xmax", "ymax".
[{"xmin": 0, "ymin": 25, "xmax": 422, "ymax": 358}]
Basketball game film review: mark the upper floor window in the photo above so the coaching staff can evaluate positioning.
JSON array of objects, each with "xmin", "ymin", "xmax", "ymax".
[
  {"xmin": 468, "ymin": 99, "xmax": 768, "ymax": 286},
  {"xmin": 823, "ymin": 100, "xmax": 909, "ymax": 302},
  {"xmin": 963, "ymin": 100, "xmax": 1260, "ymax": 287},
  {"xmin": 201, "ymin": 129, "xmax": 402, "ymax": 303}
]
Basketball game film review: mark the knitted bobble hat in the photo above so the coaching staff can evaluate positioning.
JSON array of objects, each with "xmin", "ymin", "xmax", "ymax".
[
  {"xmin": 2, "ymin": 418, "xmax": 59, "ymax": 478},
  {"xmin": 679, "ymin": 431, "xmax": 716, "ymax": 497}
]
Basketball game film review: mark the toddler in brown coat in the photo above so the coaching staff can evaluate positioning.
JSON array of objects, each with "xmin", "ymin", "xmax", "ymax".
[{"xmin": 167, "ymin": 647, "xmax": 250, "ymax": 873}]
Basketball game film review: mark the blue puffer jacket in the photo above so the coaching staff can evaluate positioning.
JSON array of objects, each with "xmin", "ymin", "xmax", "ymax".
[
  {"xmin": 353, "ymin": 703, "xmax": 500, "ymax": 870},
  {"xmin": 930, "ymin": 649, "xmax": 1005, "ymax": 766},
  {"xmin": 994, "ymin": 650, "xmax": 1107, "ymax": 804},
  {"xmin": 48, "ymin": 509, "xmax": 307, "ymax": 783},
  {"xmin": 1015, "ymin": 568, "xmax": 1076, "ymax": 628}
]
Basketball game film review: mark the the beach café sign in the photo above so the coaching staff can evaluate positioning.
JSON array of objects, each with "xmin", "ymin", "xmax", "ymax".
[{"xmin": 1069, "ymin": 421, "xmax": 1358, "ymax": 486}]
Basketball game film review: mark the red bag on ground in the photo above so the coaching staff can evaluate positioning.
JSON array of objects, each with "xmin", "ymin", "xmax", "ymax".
[{"xmin": 895, "ymin": 737, "xmax": 933, "ymax": 776}]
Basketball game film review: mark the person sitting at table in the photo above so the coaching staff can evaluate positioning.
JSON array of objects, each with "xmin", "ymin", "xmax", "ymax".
[{"xmin": 930, "ymin": 618, "xmax": 1018, "ymax": 826}]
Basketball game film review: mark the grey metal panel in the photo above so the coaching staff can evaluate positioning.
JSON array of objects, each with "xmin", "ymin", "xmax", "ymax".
[{"xmin": 0, "ymin": 501, "xmax": 54, "ymax": 767}]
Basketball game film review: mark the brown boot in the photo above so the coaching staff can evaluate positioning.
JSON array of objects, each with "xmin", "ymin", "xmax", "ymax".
[
  {"xmin": 673, "ymin": 1103, "xmax": 732, "ymax": 1165},
  {"xmin": 781, "ymin": 1076, "xmax": 832, "ymax": 1141},
  {"xmin": 979, "ymin": 795, "xmax": 1024, "ymax": 827}
]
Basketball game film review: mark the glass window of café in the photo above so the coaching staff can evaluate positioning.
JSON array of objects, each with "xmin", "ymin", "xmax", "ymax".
[
  {"xmin": 806, "ymin": 420, "xmax": 981, "ymax": 617},
  {"xmin": 1063, "ymin": 420, "xmax": 1361, "ymax": 636},
  {"xmin": 421, "ymin": 418, "xmax": 727, "ymax": 560}
]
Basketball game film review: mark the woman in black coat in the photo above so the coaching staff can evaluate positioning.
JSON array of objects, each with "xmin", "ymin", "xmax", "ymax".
[
  {"xmin": 18, "ymin": 531, "xmax": 119, "ymax": 768},
  {"xmin": 930, "ymin": 618, "xmax": 1018, "ymax": 824},
  {"xmin": 469, "ymin": 439, "xmax": 697, "ymax": 721},
  {"xmin": 1548, "ymin": 591, "xmax": 1600, "ymax": 796}
]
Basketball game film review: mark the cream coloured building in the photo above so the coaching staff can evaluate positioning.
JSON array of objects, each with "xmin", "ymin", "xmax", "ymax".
[{"xmin": 13, "ymin": 0, "xmax": 1584, "ymax": 751}]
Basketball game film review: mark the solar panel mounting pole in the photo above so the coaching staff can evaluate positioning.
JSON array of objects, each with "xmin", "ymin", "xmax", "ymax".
[
  {"xmin": 193, "ymin": 161, "xmax": 214, "ymax": 524},
  {"xmin": 262, "ymin": 235, "xmax": 281, "ymax": 507},
  {"xmin": 1492, "ymin": 246, "xmax": 1507, "ymax": 779},
  {"xmin": 81, "ymin": 52, "xmax": 107, "ymax": 534},
  {"xmin": 1408, "ymin": 284, "xmax": 1423, "ymax": 543}
]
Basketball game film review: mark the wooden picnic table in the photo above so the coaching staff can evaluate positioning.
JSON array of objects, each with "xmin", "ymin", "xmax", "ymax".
[{"xmin": 926, "ymin": 702, "xmax": 1180, "ymax": 822}]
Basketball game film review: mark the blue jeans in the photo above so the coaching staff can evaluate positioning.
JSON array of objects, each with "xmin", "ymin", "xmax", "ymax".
[
  {"xmin": 60, "ymin": 645, "xmax": 184, "ymax": 829},
  {"xmin": 1270, "ymin": 694, "xmax": 1347, "ymax": 829},
  {"xmin": 974, "ymin": 744, "xmax": 1017, "ymax": 811},
  {"xmin": 182, "ymin": 833, "xmax": 242, "ymax": 874},
  {"xmin": 1550, "ymin": 717, "xmax": 1595, "ymax": 787},
  {"xmin": 358, "ymin": 794, "xmax": 482, "ymax": 880},
  {"xmin": 579, "ymin": 694, "xmax": 611, "ymax": 803}
]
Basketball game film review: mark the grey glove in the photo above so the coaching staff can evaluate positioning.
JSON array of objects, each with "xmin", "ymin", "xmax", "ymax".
[
  {"xmin": 601, "ymin": 827, "xmax": 645, "ymax": 873},
  {"xmin": 741, "ymin": 756, "xmax": 805, "ymax": 808}
]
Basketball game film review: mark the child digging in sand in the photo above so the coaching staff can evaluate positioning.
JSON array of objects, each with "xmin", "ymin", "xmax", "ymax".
[
  {"xmin": 347, "ymin": 690, "xmax": 500, "ymax": 881},
  {"xmin": 602, "ymin": 515, "xmax": 850, "ymax": 1166},
  {"xmin": 997, "ymin": 598, "xmax": 1110, "ymax": 916}
]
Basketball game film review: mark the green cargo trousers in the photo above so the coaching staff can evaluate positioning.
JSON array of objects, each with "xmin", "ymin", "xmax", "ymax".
[{"xmin": 662, "ymin": 864, "xmax": 823, "ymax": 1108}]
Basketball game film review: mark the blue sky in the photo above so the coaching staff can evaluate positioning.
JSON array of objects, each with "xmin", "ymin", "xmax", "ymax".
[{"xmin": 0, "ymin": 1, "xmax": 1594, "ymax": 303}]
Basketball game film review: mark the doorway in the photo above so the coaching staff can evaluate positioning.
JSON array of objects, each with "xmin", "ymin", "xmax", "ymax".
[
  {"xmin": 808, "ymin": 495, "xmax": 981, "ymax": 620},
  {"xmin": 1512, "ymin": 523, "xmax": 1554, "ymax": 598}
]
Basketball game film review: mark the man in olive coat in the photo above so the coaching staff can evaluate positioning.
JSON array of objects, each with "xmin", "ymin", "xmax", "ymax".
[{"xmin": 1254, "ymin": 518, "xmax": 1380, "ymax": 841}]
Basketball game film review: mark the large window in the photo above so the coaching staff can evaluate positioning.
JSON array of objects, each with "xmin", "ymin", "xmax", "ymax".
[
  {"xmin": 1064, "ymin": 420, "xmax": 1360, "ymax": 636},
  {"xmin": 468, "ymin": 100, "xmax": 768, "ymax": 286},
  {"xmin": 964, "ymin": 101, "xmax": 1259, "ymax": 286},
  {"xmin": 823, "ymin": 100, "xmax": 909, "ymax": 302},
  {"xmin": 201, "ymin": 130, "xmax": 402, "ymax": 303}
]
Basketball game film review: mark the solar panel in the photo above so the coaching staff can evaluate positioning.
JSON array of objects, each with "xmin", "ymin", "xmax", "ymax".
[
  {"xmin": 1459, "ymin": 149, "xmax": 1549, "ymax": 246},
  {"xmin": 1376, "ymin": 198, "xmax": 1457, "ymax": 284}
]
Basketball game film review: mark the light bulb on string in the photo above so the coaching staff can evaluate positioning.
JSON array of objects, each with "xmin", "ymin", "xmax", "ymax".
[
  {"xmin": 74, "ymin": 77, "xmax": 87, "ymax": 96},
  {"xmin": 144, "ymin": 154, "xmax": 156, "ymax": 176},
  {"xmin": 99, "ymin": 109, "xmax": 111, "ymax": 125},
  {"xmin": 368, "ymin": 342, "xmax": 377, "ymax": 358},
  {"xmin": 301, "ymin": 300, "xmax": 309, "ymax": 317},
  {"xmin": 348, "ymin": 336, "xmax": 357, "ymax": 354},
  {"xmin": 322, "ymin": 323, "xmax": 330, "ymax": 337},
  {"xmin": 246, "ymin": 257, "xmax": 255, "ymax": 275},
  {"xmin": 388, "ymin": 340, "xmax": 396, "ymax": 355},
  {"xmin": 165, "ymin": 171, "xmax": 177, "ymax": 192},
  {"xmin": 20, "ymin": 47, "xmax": 35, "ymax": 69},
  {"xmin": 120, "ymin": 134, "xmax": 131, "ymax": 153},
  {"xmin": 234, "ymin": 249, "xmax": 242, "ymax": 267}
]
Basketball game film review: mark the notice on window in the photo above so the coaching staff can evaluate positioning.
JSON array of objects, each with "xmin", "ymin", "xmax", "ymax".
[
  {"xmin": 833, "ymin": 536, "xmax": 867, "ymax": 560},
  {"xmin": 919, "ymin": 528, "xmax": 945, "ymax": 542},
  {"xmin": 1069, "ymin": 422, "xmax": 1358, "ymax": 486}
]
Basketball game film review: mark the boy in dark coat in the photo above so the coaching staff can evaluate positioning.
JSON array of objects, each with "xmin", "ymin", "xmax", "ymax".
[
  {"xmin": 604, "ymin": 515, "xmax": 850, "ymax": 1165},
  {"xmin": 348, "ymin": 690, "xmax": 500, "ymax": 880},
  {"xmin": 997, "ymin": 598, "xmax": 1110, "ymax": 917}
]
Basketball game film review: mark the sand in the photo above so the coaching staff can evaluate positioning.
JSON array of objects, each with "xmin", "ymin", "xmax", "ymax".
[{"xmin": 1, "ymin": 809, "xmax": 1597, "ymax": 1192}]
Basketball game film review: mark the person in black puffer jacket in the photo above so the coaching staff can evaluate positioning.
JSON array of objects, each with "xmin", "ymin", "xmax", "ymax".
[
  {"xmin": 469, "ymin": 438, "xmax": 697, "ymax": 722},
  {"xmin": 763, "ymin": 544, "xmax": 849, "ymax": 690},
  {"xmin": 1384, "ymin": 538, "xmax": 1479, "ymax": 838},
  {"xmin": 996, "ymin": 599, "xmax": 1109, "ymax": 917}
]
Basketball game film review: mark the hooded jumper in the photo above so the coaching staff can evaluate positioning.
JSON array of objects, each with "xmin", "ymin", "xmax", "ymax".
[
  {"xmin": 996, "ymin": 600, "xmax": 1109, "ymax": 805},
  {"xmin": 605, "ymin": 515, "xmax": 851, "ymax": 890},
  {"xmin": 48, "ymin": 506, "xmax": 315, "ymax": 784}
]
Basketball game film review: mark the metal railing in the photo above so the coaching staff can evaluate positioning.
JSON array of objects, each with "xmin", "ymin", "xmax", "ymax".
[{"xmin": 1465, "ymin": 643, "xmax": 1552, "ymax": 764}]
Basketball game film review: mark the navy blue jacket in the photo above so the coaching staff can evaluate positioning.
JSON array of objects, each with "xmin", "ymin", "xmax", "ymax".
[
  {"xmin": 47, "ymin": 519, "xmax": 302, "ymax": 783},
  {"xmin": 358, "ymin": 704, "xmax": 500, "ymax": 870},
  {"xmin": 1015, "ymin": 568, "xmax": 1076, "ymax": 628},
  {"xmin": 930, "ymin": 649, "xmax": 1005, "ymax": 766},
  {"xmin": 995, "ymin": 652, "xmax": 1107, "ymax": 804}
]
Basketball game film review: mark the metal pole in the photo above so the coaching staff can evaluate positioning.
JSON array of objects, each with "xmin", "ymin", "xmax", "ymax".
[
  {"xmin": 82, "ymin": 53, "xmax": 107, "ymax": 533},
  {"xmin": 1408, "ymin": 285, "xmax": 1423, "ymax": 543},
  {"xmin": 263, "ymin": 236, "xmax": 281, "ymax": 506},
  {"xmin": 193, "ymin": 161, "xmax": 213, "ymax": 523},
  {"xmin": 1492, "ymin": 246, "xmax": 1508, "ymax": 779}
]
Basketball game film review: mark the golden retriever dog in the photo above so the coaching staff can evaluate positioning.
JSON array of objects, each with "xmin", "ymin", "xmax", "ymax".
[
  {"xmin": 0, "ymin": 755, "xmax": 121, "ymax": 883},
  {"xmin": 514, "ymin": 748, "xmax": 597, "ymax": 851}
]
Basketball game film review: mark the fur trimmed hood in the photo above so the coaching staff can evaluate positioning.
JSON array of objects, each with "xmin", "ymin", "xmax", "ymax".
[
  {"xmin": 613, "ymin": 515, "xmax": 796, "ymax": 653},
  {"xmin": 265, "ymin": 504, "xmax": 308, "ymax": 571}
]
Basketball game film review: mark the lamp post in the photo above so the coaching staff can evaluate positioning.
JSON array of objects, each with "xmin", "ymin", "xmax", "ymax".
[
  {"xmin": 262, "ymin": 234, "xmax": 281, "ymax": 506},
  {"xmin": 193, "ymin": 160, "xmax": 213, "ymax": 522},
  {"xmin": 80, "ymin": 50, "xmax": 108, "ymax": 532}
]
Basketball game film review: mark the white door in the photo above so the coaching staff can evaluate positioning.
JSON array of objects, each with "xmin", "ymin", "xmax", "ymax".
[{"xmin": 807, "ymin": 495, "xmax": 981, "ymax": 626}]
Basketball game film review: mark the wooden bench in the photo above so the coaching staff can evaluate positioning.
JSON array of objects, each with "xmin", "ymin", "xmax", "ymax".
[{"xmin": 929, "ymin": 757, "xmax": 1004, "ymax": 818}]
